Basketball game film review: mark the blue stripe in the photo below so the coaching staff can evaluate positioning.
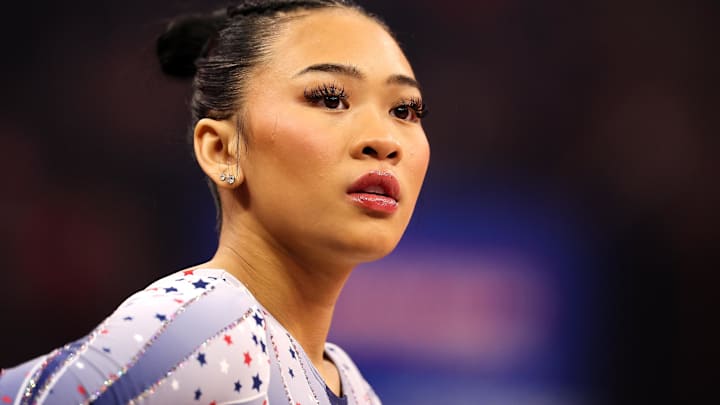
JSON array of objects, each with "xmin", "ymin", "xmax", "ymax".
[
  {"xmin": 93, "ymin": 286, "xmax": 253, "ymax": 405},
  {"xmin": 0, "ymin": 356, "xmax": 44, "ymax": 403},
  {"xmin": 21, "ymin": 337, "xmax": 88, "ymax": 405},
  {"xmin": 267, "ymin": 328, "xmax": 287, "ymax": 405}
]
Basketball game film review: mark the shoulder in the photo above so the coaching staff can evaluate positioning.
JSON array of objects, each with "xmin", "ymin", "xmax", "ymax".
[
  {"xmin": 130, "ymin": 279, "xmax": 272, "ymax": 404},
  {"xmin": 96, "ymin": 268, "xmax": 253, "ymax": 371},
  {"xmin": 0, "ymin": 268, "xmax": 270, "ymax": 404},
  {"xmin": 325, "ymin": 342, "xmax": 382, "ymax": 405}
]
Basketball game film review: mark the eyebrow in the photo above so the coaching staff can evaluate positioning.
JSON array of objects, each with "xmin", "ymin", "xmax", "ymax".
[
  {"xmin": 295, "ymin": 63, "xmax": 364, "ymax": 79},
  {"xmin": 294, "ymin": 63, "xmax": 421, "ymax": 90},
  {"xmin": 386, "ymin": 74, "xmax": 421, "ymax": 90}
]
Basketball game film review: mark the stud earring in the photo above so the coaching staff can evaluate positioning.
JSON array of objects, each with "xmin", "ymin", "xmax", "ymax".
[{"xmin": 219, "ymin": 173, "xmax": 235, "ymax": 184}]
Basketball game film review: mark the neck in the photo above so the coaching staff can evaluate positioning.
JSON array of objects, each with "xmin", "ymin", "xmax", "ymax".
[{"xmin": 203, "ymin": 219, "xmax": 354, "ymax": 368}]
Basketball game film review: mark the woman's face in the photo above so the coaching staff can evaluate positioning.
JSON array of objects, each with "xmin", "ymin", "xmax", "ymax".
[{"xmin": 236, "ymin": 8, "xmax": 430, "ymax": 266}]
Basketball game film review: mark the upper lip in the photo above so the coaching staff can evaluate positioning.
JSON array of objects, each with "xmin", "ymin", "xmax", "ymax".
[{"xmin": 347, "ymin": 170, "xmax": 401, "ymax": 201}]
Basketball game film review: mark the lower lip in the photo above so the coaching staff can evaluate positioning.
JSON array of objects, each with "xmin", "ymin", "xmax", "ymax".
[{"xmin": 348, "ymin": 193, "xmax": 398, "ymax": 214}]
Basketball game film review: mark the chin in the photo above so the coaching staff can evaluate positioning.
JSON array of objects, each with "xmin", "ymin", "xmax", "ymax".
[{"xmin": 333, "ymin": 231, "xmax": 403, "ymax": 265}]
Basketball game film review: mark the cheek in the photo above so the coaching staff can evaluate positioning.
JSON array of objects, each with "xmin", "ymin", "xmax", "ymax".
[
  {"xmin": 405, "ymin": 136, "xmax": 431, "ymax": 188},
  {"xmin": 250, "ymin": 109, "xmax": 339, "ymax": 177}
]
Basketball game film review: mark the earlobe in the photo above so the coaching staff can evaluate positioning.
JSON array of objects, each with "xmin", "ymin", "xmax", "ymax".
[{"xmin": 193, "ymin": 117, "xmax": 245, "ymax": 188}]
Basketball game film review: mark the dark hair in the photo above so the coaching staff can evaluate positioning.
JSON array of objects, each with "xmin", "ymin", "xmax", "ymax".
[{"xmin": 156, "ymin": 0, "xmax": 384, "ymax": 232}]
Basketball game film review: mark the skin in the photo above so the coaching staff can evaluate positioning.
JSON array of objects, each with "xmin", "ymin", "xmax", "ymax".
[{"xmin": 192, "ymin": 7, "xmax": 430, "ymax": 395}]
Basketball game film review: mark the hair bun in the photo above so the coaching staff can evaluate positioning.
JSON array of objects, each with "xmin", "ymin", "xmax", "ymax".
[{"xmin": 156, "ymin": 11, "xmax": 226, "ymax": 78}]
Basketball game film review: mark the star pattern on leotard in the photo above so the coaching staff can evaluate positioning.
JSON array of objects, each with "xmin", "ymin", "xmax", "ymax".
[
  {"xmin": 252, "ymin": 373, "xmax": 263, "ymax": 392},
  {"xmin": 0, "ymin": 269, "xmax": 381, "ymax": 405},
  {"xmin": 253, "ymin": 313, "xmax": 264, "ymax": 326}
]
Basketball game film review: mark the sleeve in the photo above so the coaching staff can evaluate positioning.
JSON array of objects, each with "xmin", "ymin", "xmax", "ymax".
[
  {"xmin": 0, "ymin": 355, "xmax": 47, "ymax": 404},
  {"xmin": 135, "ymin": 308, "xmax": 271, "ymax": 404},
  {"xmin": 0, "ymin": 270, "xmax": 270, "ymax": 404}
]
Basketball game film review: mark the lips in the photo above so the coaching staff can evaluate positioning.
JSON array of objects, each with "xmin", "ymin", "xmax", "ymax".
[{"xmin": 347, "ymin": 171, "xmax": 400, "ymax": 214}]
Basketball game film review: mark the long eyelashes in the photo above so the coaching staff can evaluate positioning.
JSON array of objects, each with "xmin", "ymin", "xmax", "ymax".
[
  {"xmin": 303, "ymin": 82, "xmax": 428, "ymax": 121},
  {"xmin": 389, "ymin": 96, "xmax": 429, "ymax": 122},
  {"xmin": 398, "ymin": 96, "xmax": 429, "ymax": 119},
  {"xmin": 303, "ymin": 83, "xmax": 347, "ymax": 103}
]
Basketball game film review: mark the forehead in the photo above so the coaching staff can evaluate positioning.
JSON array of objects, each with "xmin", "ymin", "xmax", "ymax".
[{"xmin": 266, "ymin": 8, "xmax": 415, "ymax": 80}]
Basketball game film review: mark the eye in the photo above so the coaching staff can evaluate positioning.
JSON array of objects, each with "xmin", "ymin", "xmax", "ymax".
[
  {"xmin": 304, "ymin": 83, "xmax": 349, "ymax": 110},
  {"xmin": 322, "ymin": 95, "xmax": 345, "ymax": 109},
  {"xmin": 391, "ymin": 105, "xmax": 413, "ymax": 120},
  {"xmin": 390, "ymin": 97, "xmax": 428, "ymax": 123}
]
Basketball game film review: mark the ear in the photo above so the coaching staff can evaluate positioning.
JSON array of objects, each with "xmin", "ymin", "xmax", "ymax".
[{"xmin": 193, "ymin": 117, "xmax": 245, "ymax": 189}]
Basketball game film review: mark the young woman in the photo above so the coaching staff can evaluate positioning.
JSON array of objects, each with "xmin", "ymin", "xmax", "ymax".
[{"xmin": 0, "ymin": 1, "xmax": 430, "ymax": 403}]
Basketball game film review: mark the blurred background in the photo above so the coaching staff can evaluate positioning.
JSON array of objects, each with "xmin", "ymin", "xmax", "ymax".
[{"xmin": 0, "ymin": 1, "xmax": 716, "ymax": 404}]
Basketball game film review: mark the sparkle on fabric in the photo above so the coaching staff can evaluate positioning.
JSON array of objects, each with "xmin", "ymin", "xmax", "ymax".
[{"xmin": 0, "ymin": 269, "xmax": 380, "ymax": 405}]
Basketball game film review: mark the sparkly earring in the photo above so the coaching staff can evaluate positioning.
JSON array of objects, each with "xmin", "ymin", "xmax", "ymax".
[{"xmin": 219, "ymin": 173, "xmax": 235, "ymax": 184}]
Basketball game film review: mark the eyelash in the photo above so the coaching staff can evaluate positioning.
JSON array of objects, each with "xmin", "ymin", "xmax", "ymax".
[
  {"xmin": 303, "ymin": 83, "xmax": 347, "ymax": 105},
  {"xmin": 303, "ymin": 82, "xmax": 429, "ymax": 122},
  {"xmin": 393, "ymin": 97, "xmax": 429, "ymax": 121}
]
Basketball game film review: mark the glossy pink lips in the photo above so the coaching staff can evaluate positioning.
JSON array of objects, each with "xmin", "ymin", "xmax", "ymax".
[{"xmin": 347, "ymin": 171, "xmax": 400, "ymax": 214}]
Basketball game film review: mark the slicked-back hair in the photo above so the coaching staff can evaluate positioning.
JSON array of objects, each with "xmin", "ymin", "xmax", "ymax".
[{"xmin": 156, "ymin": 1, "xmax": 388, "ymax": 231}]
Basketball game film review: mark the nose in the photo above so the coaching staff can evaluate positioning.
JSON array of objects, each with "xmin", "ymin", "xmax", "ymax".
[{"xmin": 350, "ymin": 131, "xmax": 402, "ymax": 164}]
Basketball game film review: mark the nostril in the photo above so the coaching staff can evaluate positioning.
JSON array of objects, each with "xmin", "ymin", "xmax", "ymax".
[
  {"xmin": 359, "ymin": 144, "xmax": 399, "ymax": 160},
  {"xmin": 362, "ymin": 146, "xmax": 377, "ymax": 157}
]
